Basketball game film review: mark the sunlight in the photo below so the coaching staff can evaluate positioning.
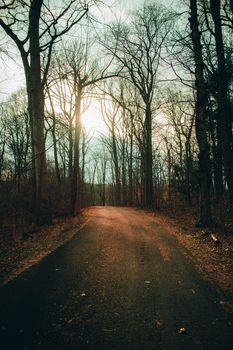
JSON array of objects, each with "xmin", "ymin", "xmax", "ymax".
[{"xmin": 81, "ymin": 101, "xmax": 107, "ymax": 135}]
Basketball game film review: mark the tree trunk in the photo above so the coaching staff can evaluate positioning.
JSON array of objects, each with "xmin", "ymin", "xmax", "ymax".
[
  {"xmin": 71, "ymin": 84, "xmax": 82, "ymax": 215},
  {"xmin": 52, "ymin": 115, "xmax": 61, "ymax": 185},
  {"xmin": 128, "ymin": 126, "xmax": 133, "ymax": 206},
  {"xmin": 210, "ymin": 0, "xmax": 233, "ymax": 203},
  {"xmin": 122, "ymin": 139, "xmax": 127, "ymax": 206},
  {"xmin": 27, "ymin": 0, "xmax": 51, "ymax": 225},
  {"xmin": 47, "ymin": 89, "xmax": 61, "ymax": 185},
  {"xmin": 144, "ymin": 103, "xmax": 154, "ymax": 209},
  {"xmin": 112, "ymin": 129, "xmax": 121, "ymax": 206},
  {"xmin": 189, "ymin": 0, "xmax": 213, "ymax": 226},
  {"xmin": 185, "ymin": 140, "xmax": 192, "ymax": 206},
  {"xmin": 209, "ymin": 105, "xmax": 223, "ymax": 197},
  {"xmin": 68, "ymin": 120, "xmax": 73, "ymax": 181},
  {"xmin": 102, "ymin": 160, "xmax": 107, "ymax": 206},
  {"xmin": 167, "ymin": 144, "xmax": 172, "ymax": 202}
]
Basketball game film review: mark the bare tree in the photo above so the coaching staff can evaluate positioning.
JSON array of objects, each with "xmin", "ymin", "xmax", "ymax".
[
  {"xmin": 46, "ymin": 37, "xmax": 118, "ymax": 214},
  {"xmin": 209, "ymin": 0, "xmax": 233, "ymax": 203},
  {"xmin": 189, "ymin": 0, "xmax": 213, "ymax": 226},
  {"xmin": 104, "ymin": 2, "xmax": 173, "ymax": 208},
  {"xmin": 101, "ymin": 97, "xmax": 122, "ymax": 205},
  {"xmin": 0, "ymin": 0, "xmax": 91, "ymax": 224},
  {"xmin": 1, "ymin": 90, "xmax": 31, "ymax": 190},
  {"xmin": 162, "ymin": 89, "xmax": 197, "ymax": 205}
]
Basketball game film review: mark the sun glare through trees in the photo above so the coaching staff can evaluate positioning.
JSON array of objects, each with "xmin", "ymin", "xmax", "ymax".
[
  {"xmin": 0, "ymin": 0, "xmax": 232, "ymax": 228},
  {"xmin": 81, "ymin": 101, "xmax": 109, "ymax": 135}
]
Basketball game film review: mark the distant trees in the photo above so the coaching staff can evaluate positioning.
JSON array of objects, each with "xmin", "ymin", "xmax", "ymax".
[
  {"xmin": 161, "ymin": 90, "xmax": 197, "ymax": 205},
  {"xmin": 104, "ymin": 2, "xmax": 173, "ymax": 208},
  {"xmin": 46, "ymin": 37, "xmax": 117, "ymax": 214},
  {"xmin": 101, "ymin": 97, "xmax": 121, "ymax": 205},
  {"xmin": 0, "ymin": 90, "xmax": 30, "ymax": 185},
  {"xmin": 0, "ymin": 90, "xmax": 32, "ymax": 224}
]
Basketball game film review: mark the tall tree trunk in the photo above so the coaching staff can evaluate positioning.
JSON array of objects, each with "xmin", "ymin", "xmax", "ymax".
[
  {"xmin": 27, "ymin": 0, "xmax": 50, "ymax": 225},
  {"xmin": 122, "ymin": 139, "xmax": 127, "ymax": 206},
  {"xmin": 140, "ymin": 146, "xmax": 146, "ymax": 207},
  {"xmin": 47, "ymin": 89, "xmax": 61, "ymax": 185},
  {"xmin": 189, "ymin": 0, "xmax": 213, "ymax": 226},
  {"xmin": 185, "ymin": 141, "xmax": 192, "ymax": 205},
  {"xmin": 185, "ymin": 112, "xmax": 195, "ymax": 205},
  {"xmin": 210, "ymin": 0, "xmax": 233, "ymax": 203},
  {"xmin": 128, "ymin": 130, "xmax": 133, "ymax": 206},
  {"xmin": 102, "ymin": 160, "xmax": 107, "ymax": 206},
  {"xmin": 0, "ymin": 135, "xmax": 6, "ymax": 180},
  {"xmin": 144, "ymin": 103, "xmax": 154, "ymax": 209},
  {"xmin": 166, "ymin": 143, "xmax": 172, "ymax": 202},
  {"xmin": 71, "ymin": 84, "xmax": 82, "ymax": 215},
  {"xmin": 52, "ymin": 114, "xmax": 61, "ymax": 185},
  {"xmin": 68, "ymin": 120, "xmax": 73, "ymax": 182},
  {"xmin": 209, "ymin": 105, "xmax": 223, "ymax": 197},
  {"xmin": 112, "ymin": 130, "xmax": 121, "ymax": 205}
]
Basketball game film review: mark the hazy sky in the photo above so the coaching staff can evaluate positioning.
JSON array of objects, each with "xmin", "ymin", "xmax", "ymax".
[{"xmin": 0, "ymin": 0, "xmax": 179, "ymax": 100}]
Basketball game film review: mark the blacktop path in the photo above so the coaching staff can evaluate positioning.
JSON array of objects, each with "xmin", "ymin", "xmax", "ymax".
[{"xmin": 0, "ymin": 206, "xmax": 232, "ymax": 350}]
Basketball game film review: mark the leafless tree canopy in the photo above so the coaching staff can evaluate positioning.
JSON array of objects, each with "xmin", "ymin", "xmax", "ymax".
[{"xmin": 0, "ymin": 0, "xmax": 232, "ymax": 227}]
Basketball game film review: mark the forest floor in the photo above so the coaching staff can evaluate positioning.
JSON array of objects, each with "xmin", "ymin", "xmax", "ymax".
[
  {"xmin": 0, "ymin": 204, "xmax": 232, "ymax": 310},
  {"xmin": 153, "ymin": 203, "xmax": 233, "ymax": 311},
  {"xmin": 0, "ymin": 214, "xmax": 90, "ymax": 286}
]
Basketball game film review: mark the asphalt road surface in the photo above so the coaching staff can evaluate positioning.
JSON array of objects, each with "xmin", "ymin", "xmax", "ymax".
[{"xmin": 0, "ymin": 206, "xmax": 232, "ymax": 350}]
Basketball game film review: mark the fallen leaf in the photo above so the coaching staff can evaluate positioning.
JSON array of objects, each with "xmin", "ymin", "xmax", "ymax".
[
  {"xmin": 219, "ymin": 300, "xmax": 233, "ymax": 312},
  {"xmin": 102, "ymin": 328, "xmax": 114, "ymax": 332},
  {"xmin": 155, "ymin": 319, "xmax": 165, "ymax": 330},
  {"xmin": 66, "ymin": 319, "xmax": 73, "ymax": 324},
  {"xmin": 178, "ymin": 327, "xmax": 186, "ymax": 334}
]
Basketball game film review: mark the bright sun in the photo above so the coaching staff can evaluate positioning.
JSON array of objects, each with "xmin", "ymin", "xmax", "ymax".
[{"xmin": 81, "ymin": 101, "xmax": 107, "ymax": 135}]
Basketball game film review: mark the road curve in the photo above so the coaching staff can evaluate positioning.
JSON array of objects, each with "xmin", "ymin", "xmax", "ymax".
[{"xmin": 0, "ymin": 206, "xmax": 232, "ymax": 349}]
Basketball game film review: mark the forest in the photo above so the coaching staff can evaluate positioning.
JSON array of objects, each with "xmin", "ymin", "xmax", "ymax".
[{"xmin": 0, "ymin": 0, "xmax": 232, "ymax": 229}]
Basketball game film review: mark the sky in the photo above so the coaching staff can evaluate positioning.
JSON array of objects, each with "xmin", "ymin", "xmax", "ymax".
[
  {"xmin": 0, "ymin": 0, "xmax": 179, "ymax": 134},
  {"xmin": 0, "ymin": 50, "xmax": 24, "ymax": 99},
  {"xmin": 0, "ymin": 0, "xmax": 178, "ymax": 100}
]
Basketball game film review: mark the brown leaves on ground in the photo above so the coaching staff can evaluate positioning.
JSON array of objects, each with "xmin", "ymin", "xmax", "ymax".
[
  {"xmin": 151, "ymin": 203, "xmax": 233, "ymax": 304},
  {"xmin": 0, "ymin": 213, "xmax": 89, "ymax": 286}
]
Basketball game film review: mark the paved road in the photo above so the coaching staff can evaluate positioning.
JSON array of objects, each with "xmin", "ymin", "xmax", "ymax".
[{"xmin": 0, "ymin": 207, "xmax": 232, "ymax": 350}]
